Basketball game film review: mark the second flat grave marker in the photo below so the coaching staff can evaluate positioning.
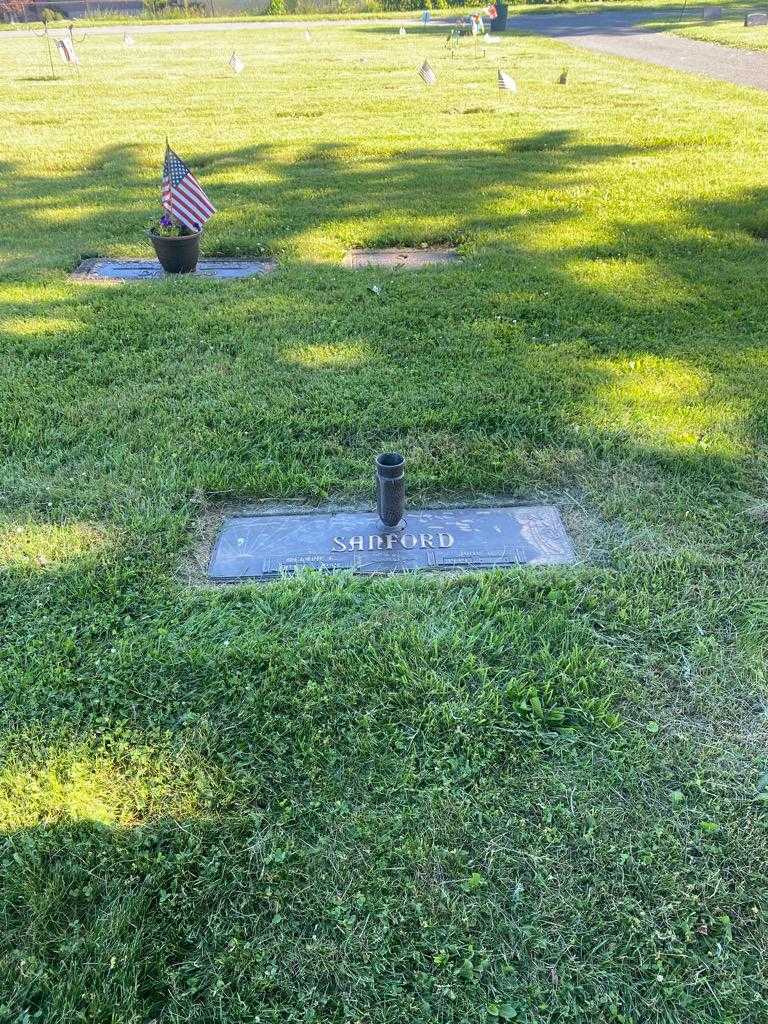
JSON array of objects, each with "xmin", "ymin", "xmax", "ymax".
[{"xmin": 342, "ymin": 247, "xmax": 461, "ymax": 270}]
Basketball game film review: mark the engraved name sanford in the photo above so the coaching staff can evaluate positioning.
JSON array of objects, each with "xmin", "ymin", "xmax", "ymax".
[{"xmin": 332, "ymin": 531, "xmax": 455, "ymax": 552}]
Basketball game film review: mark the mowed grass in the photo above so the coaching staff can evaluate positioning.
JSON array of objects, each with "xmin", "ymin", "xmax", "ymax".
[
  {"xmin": 1, "ymin": 22, "xmax": 768, "ymax": 1023},
  {"xmin": 675, "ymin": 19, "xmax": 768, "ymax": 53},
  {"xmin": 662, "ymin": 0, "xmax": 768, "ymax": 52}
]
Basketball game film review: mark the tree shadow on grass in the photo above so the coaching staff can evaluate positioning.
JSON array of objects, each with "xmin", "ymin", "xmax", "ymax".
[
  {"xmin": 0, "ymin": 793, "xmax": 758, "ymax": 1024},
  {"xmin": 2, "ymin": 126, "xmax": 767, "ymax": 1022},
  {"xmin": 2, "ymin": 659, "xmax": 766, "ymax": 1023},
  {"xmin": 0, "ymin": 130, "xmax": 765, "ymax": 530},
  {"xmin": 0, "ymin": 131, "xmax": 677, "ymax": 270},
  {"xmin": 1, "ymin": 537, "xmax": 765, "ymax": 1018}
]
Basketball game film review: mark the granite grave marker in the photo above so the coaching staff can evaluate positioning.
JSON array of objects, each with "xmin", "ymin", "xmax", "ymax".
[
  {"xmin": 72, "ymin": 257, "xmax": 276, "ymax": 282},
  {"xmin": 208, "ymin": 505, "xmax": 575, "ymax": 581},
  {"xmin": 342, "ymin": 248, "xmax": 461, "ymax": 270}
]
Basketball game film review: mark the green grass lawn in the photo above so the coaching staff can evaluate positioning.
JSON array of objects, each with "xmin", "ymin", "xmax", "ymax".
[
  {"xmin": 1, "ymin": 22, "xmax": 768, "ymax": 1023},
  {"xmin": 617, "ymin": 0, "xmax": 768, "ymax": 52},
  {"xmin": 672, "ymin": 12, "xmax": 768, "ymax": 53}
]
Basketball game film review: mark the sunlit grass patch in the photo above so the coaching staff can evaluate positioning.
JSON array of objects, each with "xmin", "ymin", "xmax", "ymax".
[
  {"xmin": 566, "ymin": 255, "xmax": 693, "ymax": 307},
  {"xmin": 0, "ymin": 522, "xmax": 109, "ymax": 568},
  {"xmin": 283, "ymin": 342, "xmax": 370, "ymax": 368},
  {"xmin": 586, "ymin": 355, "xmax": 749, "ymax": 456},
  {"xmin": 0, "ymin": 745, "xmax": 210, "ymax": 830},
  {"xmin": 0, "ymin": 314, "xmax": 85, "ymax": 339}
]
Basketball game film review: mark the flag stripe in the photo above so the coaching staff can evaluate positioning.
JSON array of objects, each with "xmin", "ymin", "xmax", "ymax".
[
  {"xmin": 178, "ymin": 179, "xmax": 215, "ymax": 213},
  {"xmin": 170, "ymin": 193, "xmax": 201, "ymax": 224},
  {"xmin": 162, "ymin": 192, "xmax": 205, "ymax": 227},
  {"xmin": 419, "ymin": 60, "xmax": 436, "ymax": 86},
  {"xmin": 161, "ymin": 147, "xmax": 216, "ymax": 230},
  {"xmin": 176, "ymin": 173, "xmax": 213, "ymax": 203},
  {"xmin": 169, "ymin": 192, "xmax": 206, "ymax": 225},
  {"xmin": 176, "ymin": 187, "xmax": 214, "ymax": 219},
  {"xmin": 498, "ymin": 69, "xmax": 516, "ymax": 92},
  {"xmin": 174, "ymin": 196, "xmax": 214, "ymax": 224},
  {"xmin": 57, "ymin": 39, "xmax": 79, "ymax": 64}
]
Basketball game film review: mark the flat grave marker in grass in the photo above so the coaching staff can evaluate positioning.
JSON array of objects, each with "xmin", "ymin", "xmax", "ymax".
[
  {"xmin": 342, "ymin": 247, "xmax": 461, "ymax": 270},
  {"xmin": 72, "ymin": 257, "xmax": 277, "ymax": 282},
  {"xmin": 208, "ymin": 505, "xmax": 575, "ymax": 581}
]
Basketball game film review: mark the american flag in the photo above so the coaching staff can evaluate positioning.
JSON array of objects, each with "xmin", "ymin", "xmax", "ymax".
[
  {"xmin": 123, "ymin": 32, "xmax": 135, "ymax": 47},
  {"xmin": 419, "ymin": 59, "xmax": 436, "ymax": 86},
  {"xmin": 498, "ymin": 68, "xmax": 516, "ymax": 92},
  {"xmin": 57, "ymin": 39, "xmax": 79, "ymax": 64},
  {"xmin": 486, "ymin": 3, "xmax": 498, "ymax": 17},
  {"xmin": 399, "ymin": 26, "xmax": 407, "ymax": 35},
  {"xmin": 162, "ymin": 146, "xmax": 216, "ymax": 231},
  {"xmin": 228, "ymin": 51, "xmax": 245, "ymax": 74}
]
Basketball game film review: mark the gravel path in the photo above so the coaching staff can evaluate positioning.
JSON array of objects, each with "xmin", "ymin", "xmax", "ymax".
[{"xmin": 510, "ymin": 8, "xmax": 768, "ymax": 92}]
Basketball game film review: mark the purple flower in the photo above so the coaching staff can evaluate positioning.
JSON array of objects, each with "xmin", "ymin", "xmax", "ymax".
[{"xmin": 160, "ymin": 213, "xmax": 172, "ymax": 228}]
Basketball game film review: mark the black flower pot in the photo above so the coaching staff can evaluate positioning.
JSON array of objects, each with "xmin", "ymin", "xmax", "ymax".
[{"xmin": 148, "ymin": 228, "xmax": 202, "ymax": 274}]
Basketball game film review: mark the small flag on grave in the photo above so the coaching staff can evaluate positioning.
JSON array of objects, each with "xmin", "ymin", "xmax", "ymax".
[
  {"xmin": 304, "ymin": 28, "xmax": 312, "ymax": 42},
  {"xmin": 498, "ymin": 68, "xmax": 516, "ymax": 92},
  {"xmin": 123, "ymin": 32, "xmax": 135, "ymax": 46},
  {"xmin": 485, "ymin": 3, "xmax": 498, "ymax": 16},
  {"xmin": 162, "ymin": 145, "xmax": 216, "ymax": 231},
  {"xmin": 419, "ymin": 59, "xmax": 436, "ymax": 86},
  {"xmin": 228, "ymin": 51, "xmax": 245, "ymax": 74},
  {"xmin": 421, "ymin": 9, "xmax": 431, "ymax": 24},
  {"xmin": 558, "ymin": 67, "xmax": 568, "ymax": 84},
  {"xmin": 399, "ymin": 26, "xmax": 407, "ymax": 35},
  {"xmin": 56, "ymin": 38, "xmax": 79, "ymax": 64}
]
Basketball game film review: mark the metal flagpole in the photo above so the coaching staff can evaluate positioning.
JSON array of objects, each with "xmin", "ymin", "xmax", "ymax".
[
  {"xmin": 68, "ymin": 22, "xmax": 84, "ymax": 76},
  {"xmin": 34, "ymin": 23, "xmax": 57, "ymax": 80},
  {"xmin": 45, "ymin": 26, "xmax": 55, "ymax": 79},
  {"xmin": 164, "ymin": 139, "xmax": 177, "ymax": 229},
  {"xmin": 675, "ymin": 0, "xmax": 689, "ymax": 22}
]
